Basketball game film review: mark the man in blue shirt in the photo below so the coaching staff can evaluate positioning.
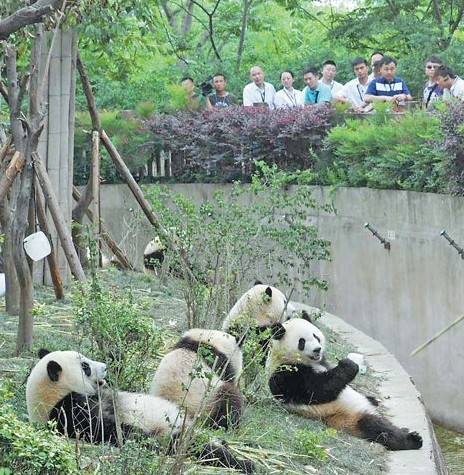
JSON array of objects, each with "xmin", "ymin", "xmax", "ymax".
[
  {"xmin": 303, "ymin": 67, "xmax": 332, "ymax": 105},
  {"xmin": 364, "ymin": 56, "xmax": 412, "ymax": 106}
]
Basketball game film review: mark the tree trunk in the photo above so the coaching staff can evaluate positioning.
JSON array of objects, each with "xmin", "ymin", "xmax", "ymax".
[
  {"xmin": 0, "ymin": 196, "xmax": 19, "ymax": 314},
  {"xmin": 235, "ymin": 0, "xmax": 253, "ymax": 73},
  {"xmin": 12, "ymin": 163, "xmax": 35, "ymax": 353}
]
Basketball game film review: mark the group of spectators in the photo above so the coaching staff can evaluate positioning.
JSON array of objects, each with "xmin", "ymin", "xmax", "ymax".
[{"xmin": 180, "ymin": 53, "xmax": 464, "ymax": 113}]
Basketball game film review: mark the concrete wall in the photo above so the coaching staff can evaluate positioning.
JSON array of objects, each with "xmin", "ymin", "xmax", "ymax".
[{"xmin": 100, "ymin": 184, "xmax": 464, "ymax": 431}]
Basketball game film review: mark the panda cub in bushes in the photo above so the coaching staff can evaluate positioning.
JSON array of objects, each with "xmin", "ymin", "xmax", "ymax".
[
  {"xmin": 222, "ymin": 281, "xmax": 296, "ymax": 360},
  {"xmin": 150, "ymin": 329, "xmax": 244, "ymax": 429},
  {"xmin": 266, "ymin": 313, "xmax": 423, "ymax": 451},
  {"xmin": 26, "ymin": 349, "xmax": 254, "ymax": 473}
]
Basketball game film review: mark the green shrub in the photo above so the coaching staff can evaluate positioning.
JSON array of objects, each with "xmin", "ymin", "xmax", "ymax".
[
  {"xmin": 144, "ymin": 161, "xmax": 332, "ymax": 328},
  {"xmin": 0, "ymin": 385, "xmax": 78, "ymax": 475},
  {"xmin": 294, "ymin": 428, "xmax": 337, "ymax": 461},
  {"xmin": 320, "ymin": 109, "xmax": 446, "ymax": 192},
  {"xmin": 74, "ymin": 110, "xmax": 152, "ymax": 186},
  {"xmin": 439, "ymin": 102, "xmax": 464, "ymax": 195},
  {"xmin": 74, "ymin": 271, "xmax": 164, "ymax": 391}
]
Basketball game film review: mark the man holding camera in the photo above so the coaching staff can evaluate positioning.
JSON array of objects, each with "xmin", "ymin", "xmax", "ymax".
[{"xmin": 205, "ymin": 73, "xmax": 238, "ymax": 110}]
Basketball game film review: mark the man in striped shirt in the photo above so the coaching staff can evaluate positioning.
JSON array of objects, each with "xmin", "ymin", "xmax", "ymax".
[{"xmin": 364, "ymin": 56, "xmax": 412, "ymax": 106}]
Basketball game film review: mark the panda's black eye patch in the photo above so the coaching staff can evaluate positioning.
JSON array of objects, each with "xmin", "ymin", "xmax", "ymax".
[
  {"xmin": 313, "ymin": 334, "xmax": 321, "ymax": 343},
  {"xmin": 81, "ymin": 361, "xmax": 91, "ymax": 377},
  {"xmin": 298, "ymin": 338, "xmax": 306, "ymax": 351}
]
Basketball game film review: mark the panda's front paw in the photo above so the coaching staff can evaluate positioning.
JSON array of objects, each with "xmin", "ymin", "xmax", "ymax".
[{"xmin": 338, "ymin": 357, "xmax": 359, "ymax": 379}]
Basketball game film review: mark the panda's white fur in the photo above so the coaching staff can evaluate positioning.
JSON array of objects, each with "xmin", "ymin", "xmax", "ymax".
[
  {"xmin": 26, "ymin": 349, "xmax": 255, "ymax": 473},
  {"xmin": 266, "ymin": 314, "xmax": 423, "ymax": 451},
  {"xmin": 26, "ymin": 349, "xmax": 187, "ymax": 442},
  {"xmin": 222, "ymin": 281, "xmax": 296, "ymax": 332},
  {"xmin": 150, "ymin": 329, "xmax": 244, "ymax": 429}
]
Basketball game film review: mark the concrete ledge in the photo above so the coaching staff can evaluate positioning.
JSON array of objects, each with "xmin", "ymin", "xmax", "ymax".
[{"xmin": 293, "ymin": 303, "xmax": 447, "ymax": 475}]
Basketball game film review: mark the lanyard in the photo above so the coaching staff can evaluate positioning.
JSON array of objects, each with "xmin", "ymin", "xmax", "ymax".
[
  {"xmin": 214, "ymin": 94, "xmax": 227, "ymax": 105},
  {"xmin": 356, "ymin": 84, "xmax": 365, "ymax": 101},
  {"xmin": 283, "ymin": 88, "xmax": 297, "ymax": 106},
  {"xmin": 425, "ymin": 84, "xmax": 437, "ymax": 108},
  {"xmin": 259, "ymin": 88, "xmax": 266, "ymax": 102},
  {"xmin": 308, "ymin": 89, "xmax": 320, "ymax": 103}
]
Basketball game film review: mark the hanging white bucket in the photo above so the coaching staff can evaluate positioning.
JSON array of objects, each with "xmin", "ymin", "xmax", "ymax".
[{"xmin": 23, "ymin": 231, "xmax": 51, "ymax": 261}]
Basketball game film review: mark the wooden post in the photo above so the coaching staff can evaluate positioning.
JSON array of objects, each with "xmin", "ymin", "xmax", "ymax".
[
  {"xmin": 91, "ymin": 130, "xmax": 102, "ymax": 264},
  {"xmin": 72, "ymin": 186, "xmax": 135, "ymax": 271},
  {"xmin": 100, "ymin": 130, "xmax": 197, "ymax": 282},
  {"xmin": 32, "ymin": 151, "xmax": 86, "ymax": 283}
]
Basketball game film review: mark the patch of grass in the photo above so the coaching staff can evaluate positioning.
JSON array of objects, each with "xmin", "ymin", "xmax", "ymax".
[{"xmin": 0, "ymin": 269, "xmax": 388, "ymax": 474}]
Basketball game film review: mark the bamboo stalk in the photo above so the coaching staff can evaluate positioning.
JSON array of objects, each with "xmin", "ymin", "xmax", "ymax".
[{"xmin": 411, "ymin": 314, "xmax": 464, "ymax": 356}]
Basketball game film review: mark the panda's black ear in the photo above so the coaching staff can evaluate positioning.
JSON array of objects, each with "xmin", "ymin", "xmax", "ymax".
[
  {"xmin": 264, "ymin": 286, "xmax": 272, "ymax": 298},
  {"xmin": 253, "ymin": 280, "xmax": 263, "ymax": 286},
  {"xmin": 38, "ymin": 348, "xmax": 50, "ymax": 359},
  {"xmin": 301, "ymin": 310, "xmax": 313, "ymax": 323},
  {"xmin": 47, "ymin": 360, "xmax": 63, "ymax": 382},
  {"xmin": 270, "ymin": 323, "xmax": 286, "ymax": 340}
]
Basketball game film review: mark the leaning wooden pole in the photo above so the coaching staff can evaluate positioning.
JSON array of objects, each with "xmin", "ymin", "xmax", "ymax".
[
  {"xmin": 76, "ymin": 52, "xmax": 197, "ymax": 282},
  {"xmin": 35, "ymin": 183, "xmax": 64, "ymax": 299},
  {"xmin": 32, "ymin": 151, "xmax": 86, "ymax": 283}
]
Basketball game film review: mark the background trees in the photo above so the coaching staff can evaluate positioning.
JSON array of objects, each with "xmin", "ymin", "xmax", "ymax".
[{"xmin": 72, "ymin": 0, "xmax": 464, "ymax": 111}]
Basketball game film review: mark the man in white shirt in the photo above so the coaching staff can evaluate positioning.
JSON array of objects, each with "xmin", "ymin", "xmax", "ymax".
[
  {"xmin": 320, "ymin": 60, "xmax": 346, "ymax": 101},
  {"xmin": 344, "ymin": 57, "xmax": 373, "ymax": 113},
  {"xmin": 242, "ymin": 66, "xmax": 276, "ymax": 109},
  {"xmin": 435, "ymin": 65, "xmax": 464, "ymax": 101}
]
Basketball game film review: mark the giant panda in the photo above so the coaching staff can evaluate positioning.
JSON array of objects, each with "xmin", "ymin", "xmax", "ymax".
[
  {"xmin": 26, "ymin": 349, "xmax": 254, "ymax": 473},
  {"xmin": 266, "ymin": 313, "xmax": 423, "ymax": 451},
  {"xmin": 143, "ymin": 237, "xmax": 166, "ymax": 276},
  {"xmin": 150, "ymin": 329, "xmax": 244, "ymax": 429},
  {"xmin": 222, "ymin": 281, "xmax": 296, "ymax": 361}
]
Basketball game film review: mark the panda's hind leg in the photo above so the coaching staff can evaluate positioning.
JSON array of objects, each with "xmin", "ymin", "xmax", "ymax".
[
  {"xmin": 207, "ymin": 383, "xmax": 243, "ymax": 429},
  {"xmin": 358, "ymin": 414, "xmax": 423, "ymax": 450}
]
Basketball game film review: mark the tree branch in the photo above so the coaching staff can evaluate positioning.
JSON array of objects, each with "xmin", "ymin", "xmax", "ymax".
[{"xmin": 0, "ymin": 0, "xmax": 62, "ymax": 40}]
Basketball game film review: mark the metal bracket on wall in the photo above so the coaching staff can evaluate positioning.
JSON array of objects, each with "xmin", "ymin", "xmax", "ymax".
[
  {"xmin": 364, "ymin": 222, "xmax": 390, "ymax": 250},
  {"xmin": 440, "ymin": 230, "xmax": 464, "ymax": 259}
]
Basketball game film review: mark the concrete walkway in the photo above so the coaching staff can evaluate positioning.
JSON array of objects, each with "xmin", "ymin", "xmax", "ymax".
[{"xmin": 293, "ymin": 303, "xmax": 448, "ymax": 475}]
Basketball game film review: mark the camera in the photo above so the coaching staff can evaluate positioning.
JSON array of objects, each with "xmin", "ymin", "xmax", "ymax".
[{"xmin": 198, "ymin": 76, "xmax": 213, "ymax": 96}]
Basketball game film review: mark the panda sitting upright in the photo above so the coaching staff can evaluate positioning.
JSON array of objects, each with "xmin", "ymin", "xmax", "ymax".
[
  {"xmin": 222, "ymin": 281, "xmax": 295, "ymax": 360},
  {"xmin": 26, "ymin": 349, "xmax": 254, "ymax": 473},
  {"xmin": 266, "ymin": 312, "xmax": 423, "ymax": 451}
]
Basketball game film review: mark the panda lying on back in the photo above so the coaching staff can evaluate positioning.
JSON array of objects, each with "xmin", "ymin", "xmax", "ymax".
[
  {"xmin": 150, "ymin": 328, "xmax": 244, "ymax": 429},
  {"xmin": 26, "ymin": 349, "xmax": 254, "ymax": 473},
  {"xmin": 266, "ymin": 313, "xmax": 423, "ymax": 451}
]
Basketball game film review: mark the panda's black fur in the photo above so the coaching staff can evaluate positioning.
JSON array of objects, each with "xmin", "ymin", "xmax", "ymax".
[
  {"xmin": 266, "ymin": 312, "xmax": 423, "ymax": 451},
  {"xmin": 27, "ymin": 349, "xmax": 254, "ymax": 473},
  {"xmin": 143, "ymin": 238, "xmax": 166, "ymax": 275}
]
